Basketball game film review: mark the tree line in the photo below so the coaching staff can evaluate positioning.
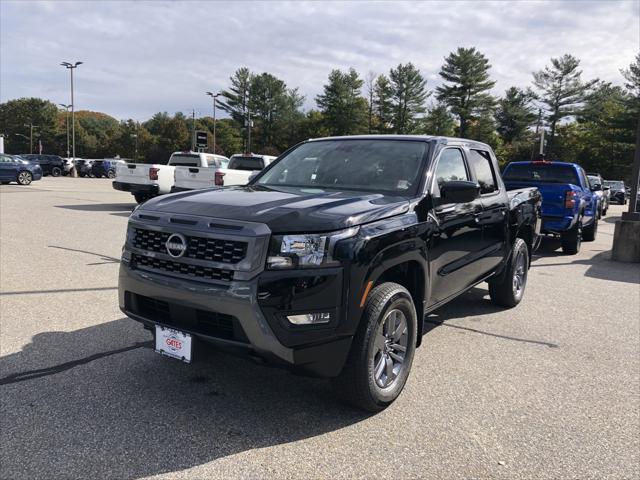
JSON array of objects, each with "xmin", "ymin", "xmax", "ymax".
[{"xmin": 1, "ymin": 49, "xmax": 638, "ymax": 181}]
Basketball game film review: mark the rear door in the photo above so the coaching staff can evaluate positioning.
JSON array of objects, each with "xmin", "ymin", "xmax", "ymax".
[{"xmin": 466, "ymin": 148, "xmax": 509, "ymax": 274}]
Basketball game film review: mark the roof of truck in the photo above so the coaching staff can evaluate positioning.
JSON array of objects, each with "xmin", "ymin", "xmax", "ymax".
[{"xmin": 306, "ymin": 134, "xmax": 491, "ymax": 149}]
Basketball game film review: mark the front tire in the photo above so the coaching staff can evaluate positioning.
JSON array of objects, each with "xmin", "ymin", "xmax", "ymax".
[
  {"xmin": 51, "ymin": 166, "xmax": 62, "ymax": 177},
  {"xmin": 17, "ymin": 171, "xmax": 33, "ymax": 185},
  {"xmin": 331, "ymin": 282, "xmax": 417, "ymax": 412},
  {"xmin": 489, "ymin": 238, "xmax": 529, "ymax": 308}
]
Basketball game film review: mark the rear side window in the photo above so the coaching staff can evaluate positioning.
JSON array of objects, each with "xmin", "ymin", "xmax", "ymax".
[
  {"xmin": 468, "ymin": 150, "xmax": 497, "ymax": 194},
  {"xmin": 170, "ymin": 154, "xmax": 200, "ymax": 167},
  {"xmin": 435, "ymin": 149, "xmax": 468, "ymax": 187},
  {"xmin": 229, "ymin": 156, "xmax": 265, "ymax": 171},
  {"xmin": 503, "ymin": 163, "xmax": 580, "ymax": 185},
  {"xmin": 205, "ymin": 155, "xmax": 219, "ymax": 168}
]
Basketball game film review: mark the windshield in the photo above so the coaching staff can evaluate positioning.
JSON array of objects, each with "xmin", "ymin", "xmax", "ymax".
[
  {"xmin": 254, "ymin": 139, "xmax": 427, "ymax": 194},
  {"xmin": 604, "ymin": 181, "xmax": 624, "ymax": 189},
  {"xmin": 503, "ymin": 163, "xmax": 579, "ymax": 184}
]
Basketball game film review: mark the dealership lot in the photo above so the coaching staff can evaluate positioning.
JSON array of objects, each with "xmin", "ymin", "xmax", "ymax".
[{"xmin": 1, "ymin": 177, "xmax": 638, "ymax": 479}]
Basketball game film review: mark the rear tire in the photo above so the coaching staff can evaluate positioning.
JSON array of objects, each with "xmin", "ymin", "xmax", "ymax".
[
  {"xmin": 17, "ymin": 171, "xmax": 33, "ymax": 185},
  {"xmin": 107, "ymin": 169, "xmax": 116, "ymax": 179},
  {"xmin": 561, "ymin": 217, "xmax": 582, "ymax": 255},
  {"xmin": 331, "ymin": 282, "xmax": 417, "ymax": 412},
  {"xmin": 51, "ymin": 166, "xmax": 62, "ymax": 177},
  {"xmin": 488, "ymin": 238, "xmax": 529, "ymax": 308},
  {"xmin": 582, "ymin": 218, "xmax": 598, "ymax": 242}
]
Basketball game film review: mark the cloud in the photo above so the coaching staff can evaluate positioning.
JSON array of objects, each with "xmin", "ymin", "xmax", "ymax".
[{"xmin": 1, "ymin": 0, "xmax": 637, "ymax": 120}]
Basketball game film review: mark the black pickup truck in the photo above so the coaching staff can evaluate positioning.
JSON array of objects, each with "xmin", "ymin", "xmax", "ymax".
[{"xmin": 119, "ymin": 135, "xmax": 541, "ymax": 411}]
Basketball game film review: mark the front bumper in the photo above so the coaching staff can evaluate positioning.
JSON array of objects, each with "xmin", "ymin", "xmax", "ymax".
[
  {"xmin": 113, "ymin": 181, "xmax": 159, "ymax": 195},
  {"xmin": 119, "ymin": 262, "xmax": 352, "ymax": 377}
]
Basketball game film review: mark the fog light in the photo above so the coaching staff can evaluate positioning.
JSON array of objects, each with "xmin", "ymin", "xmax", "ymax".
[{"xmin": 286, "ymin": 312, "xmax": 332, "ymax": 325}]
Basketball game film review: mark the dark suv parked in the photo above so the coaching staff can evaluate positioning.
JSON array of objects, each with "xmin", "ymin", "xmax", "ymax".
[{"xmin": 22, "ymin": 154, "xmax": 65, "ymax": 177}]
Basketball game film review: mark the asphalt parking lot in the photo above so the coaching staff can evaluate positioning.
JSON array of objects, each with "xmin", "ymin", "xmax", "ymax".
[{"xmin": 1, "ymin": 177, "xmax": 639, "ymax": 479}]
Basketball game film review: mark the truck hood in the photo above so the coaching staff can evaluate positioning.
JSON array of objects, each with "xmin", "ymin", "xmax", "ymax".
[{"xmin": 141, "ymin": 185, "xmax": 411, "ymax": 233}]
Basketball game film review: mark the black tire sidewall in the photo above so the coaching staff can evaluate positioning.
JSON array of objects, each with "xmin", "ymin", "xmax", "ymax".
[
  {"xmin": 52, "ymin": 167, "xmax": 62, "ymax": 177},
  {"xmin": 363, "ymin": 288, "xmax": 417, "ymax": 406}
]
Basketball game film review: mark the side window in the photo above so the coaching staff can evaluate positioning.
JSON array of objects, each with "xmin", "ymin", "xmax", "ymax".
[
  {"xmin": 435, "ymin": 149, "xmax": 469, "ymax": 188},
  {"xmin": 468, "ymin": 149, "xmax": 498, "ymax": 194}
]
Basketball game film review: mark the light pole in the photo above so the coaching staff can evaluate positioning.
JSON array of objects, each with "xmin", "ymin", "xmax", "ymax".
[
  {"xmin": 130, "ymin": 122, "xmax": 139, "ymax": 161},
  {"xmin": 59, "ymin": 104, "xmax": 71, "ymax": 158},
  {"xmin": 23, "ymin": 123, "xmax": 38, "ymax": 154},
  {"xmin": 61, "ymin": 61, "xmax": 82, "ymax": 176},
  {"xmin": 206, "ymin": 91, "xmax": 220, "ymax": 154}
]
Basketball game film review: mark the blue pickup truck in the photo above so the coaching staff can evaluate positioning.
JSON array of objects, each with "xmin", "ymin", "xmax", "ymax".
[{"xmin": 503, "ymin": 160, "xmax": 599, "ymax": 254}]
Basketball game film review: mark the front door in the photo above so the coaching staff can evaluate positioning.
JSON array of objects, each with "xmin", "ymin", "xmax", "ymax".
[
  {"xmin": 426, "ymin": 148, "xmax": 484, "ymax": 306},
  {"xmin": 0, "ymin": 155, "xmax": 16, "ymax": 181}
]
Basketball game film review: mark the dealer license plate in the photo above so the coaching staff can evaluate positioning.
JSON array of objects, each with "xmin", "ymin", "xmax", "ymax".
[{"xmin": 155, "ymin": 326, "xmax": 192, "ymax": 363}]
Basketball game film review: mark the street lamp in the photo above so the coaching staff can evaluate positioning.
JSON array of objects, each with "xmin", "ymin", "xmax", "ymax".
[
  {"xmin": 59, "ymin": 104, "xmax": 72, "ymax": 158},
  {"xmin": 61, "ymin": 61, "xmax": 82, "ymax": 176},
  {"xmin": 23, "ymin": 123, "xmax": 38, "ymax": 154},
  {"xmin": 206, "ymin": 91, "xmax": 221, "ymax": 154}
]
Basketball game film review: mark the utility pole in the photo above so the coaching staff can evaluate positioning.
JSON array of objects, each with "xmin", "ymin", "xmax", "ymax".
[
  {"xmin": 206, "ymin": 91, "xmax": 220, "ymax": 154},
  {"xmin": 59, "ymin": 104, "xmax": 71, "ymax": 157},
  {"xmin": 246, "ymin": 110, "xmax": 252, "ymax": 154},
  {"xmin": 135, "ymin": 122, "xmax": 139, "ymax": 161},
  {"xmin": 24, "ymin": 123, "xmax": 38, "ymax": 154},
  {"xmin": 191, "ymin": 109, "xmax": 196, "ymax": 151}
]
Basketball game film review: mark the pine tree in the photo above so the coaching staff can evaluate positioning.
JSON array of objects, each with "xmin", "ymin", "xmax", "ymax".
[
  {"xmin": 218, "ymin": 67, "xmax": 252, "ymax": 147},
  {"xmin": 373, "ymin": 74, "xmax": 393, "ymax": 133},
  {"xmin": 436, "ymin": 47, "xmax": 496, "ymax": 138},
  {"xmin": 315, "ymin": 68, "xmax": 368, "ymax": 136},
  {"xmin": 496, "ymin": 87, "xmax": 537, "ymax": 143},
  {"xmin": 422, "ymin": 102, "xmax": 455, "ymax": 136},
  {"xmin": 389, "ymin": 63, "xmax": 429, "ymax": 134},
  {"xmin": 532, "ymin": 54, "xmax": 596, "ymax": 151}
]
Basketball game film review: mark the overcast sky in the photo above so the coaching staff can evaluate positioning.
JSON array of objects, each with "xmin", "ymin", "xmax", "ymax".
[{"xmin": 1, "ymin": 0, "xmax": 638, "ymax": 121}]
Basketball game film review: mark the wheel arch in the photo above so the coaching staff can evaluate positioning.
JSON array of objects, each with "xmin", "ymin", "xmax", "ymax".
[{"xmin": 361, "ymin": 256, "xmax": 427, "ymax": 347}]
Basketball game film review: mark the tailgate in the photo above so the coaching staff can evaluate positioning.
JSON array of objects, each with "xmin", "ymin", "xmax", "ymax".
[
  {"xmin": 115, "ymin": 163, "xmax": 156, "ymax": 185},
  {"xmin": 505, "ymin": 181, "xmax": 570, "ymax": 216},
  {"xmin": 174, "ymin": 166, "xmax": 217, "ymax": 190},
  {"xmin": 219, "ymin": 168, "xmax": 252, "ymax": 186}
]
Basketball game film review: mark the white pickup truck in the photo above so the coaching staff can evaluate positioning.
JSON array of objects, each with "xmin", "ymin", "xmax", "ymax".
[
  {"xmin": 113, "ymin": 152, "xmax": 225, "ymax": 203},
  {"xmin": 171, "ymin": 153, "xmax": 277, "ymax": 193}
]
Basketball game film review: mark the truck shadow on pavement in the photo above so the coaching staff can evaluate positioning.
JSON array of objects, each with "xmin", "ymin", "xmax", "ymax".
[
  {"xmin": 55, "ymin": 202, "xmax": 136, "ymax": 217},
  {"xmin": 0, "ymin": 318, "xmax": 371, "ymax": 479},
  {"xmin": 531, "ymin": 239, "xmax": 639, "ymax": 285}
]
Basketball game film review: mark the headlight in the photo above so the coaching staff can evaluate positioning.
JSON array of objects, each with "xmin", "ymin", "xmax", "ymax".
[{"xmin": 267, "ymin": 227, "xmax": 358, "ymax": 269}]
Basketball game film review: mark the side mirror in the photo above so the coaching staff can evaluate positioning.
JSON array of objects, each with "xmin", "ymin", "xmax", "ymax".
[{"xmin": 440, "ymin": 180, "xmax": 480, "ymax": 204}]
